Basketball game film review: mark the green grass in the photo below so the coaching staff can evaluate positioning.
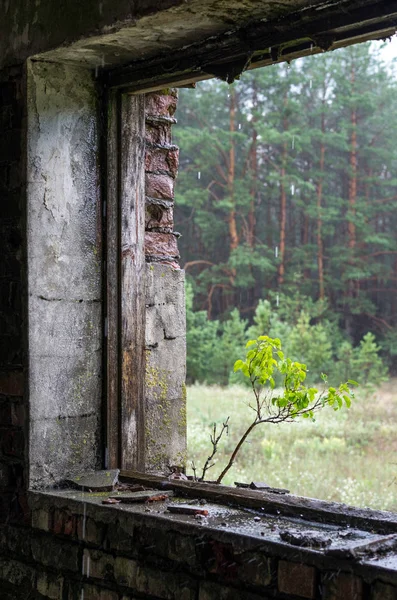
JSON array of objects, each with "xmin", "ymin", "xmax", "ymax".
[{"xmin": 187, "ymin": 379, "xmax": 397, "ymax": 511}]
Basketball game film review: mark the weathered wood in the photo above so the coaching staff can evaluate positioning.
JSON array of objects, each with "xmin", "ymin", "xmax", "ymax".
[
  {"xmin": 105, "ymin": 0, "xmax": 397, "ymax": 92},
  {"xmin": 119, "ymin": 95, "xmax": 146, "ymax": 471},
  {"xmin": 106, "ymin": 89, "xmax": 120, "ymax": 469},
  {"xmin": 120, "ymin": 471, "xmax": 397, "ymax": 534}
]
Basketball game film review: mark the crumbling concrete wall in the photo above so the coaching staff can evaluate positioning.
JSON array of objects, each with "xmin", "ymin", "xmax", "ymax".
[
  {"xmin": 27, "ymin": 61, "xmax": 102, "ymax": 487},
  {"xmin": 144, "ymin": 90, "xmax": 187, "ymax": 473}
]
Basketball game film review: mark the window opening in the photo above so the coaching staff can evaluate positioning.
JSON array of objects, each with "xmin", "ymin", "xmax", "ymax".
[{"xmin": 174, "ymin": 40, "xmax": 397, "ymax": 511}]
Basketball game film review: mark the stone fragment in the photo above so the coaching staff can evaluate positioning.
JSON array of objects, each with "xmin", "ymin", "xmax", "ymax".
[
  {"xmin": 280, "ymin": 530, "xmax": 332, "ymax": 548},
  {"xmin": 67, "ymin": 469, "xmax": 119, "ymax": 491},
  {"xmin": 109, "ymin": 490, "xmax": 173, "ymax": 503}
]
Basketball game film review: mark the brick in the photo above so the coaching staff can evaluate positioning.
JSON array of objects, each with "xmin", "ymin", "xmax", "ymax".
[
  {"xmin": 146, "ymin": 172, "xmax": 174, "ymax": 200},
  {"xmin": 145, "ymin": 122, "xmax": 172, "ymax": 146},
  {"xmin": 0, "ymin": 400, "xmax": 25, "ymax": 427},
  {"xmin": 1, "ymin": 428, "xmax": 24, "ymax": 458},
  {"xmin": 323, "ymin": 572, "xmax": 363, "ymax": 600},
  {"xmin": 81, "ymin": 584, "xmax": 119, "ymax": 600},
  {"xmin": 145, "ymin": 146, "xmax": 179, "ymax": 176},
  {"xmin": 371, "ymin": 581, "xmax": 397, "ymax": 600},
  {"xmin": 32, "ymin": 508, "xmax": 50, "ymax": 531},
  {"xmin": 145, "ymin": 202, "xmax": 174, "ymax": 230},
  {"xmin": 84, "ymin": 548, "xmax": 115, "ymax": 581},
  {"xmin": 106, "ymin": 519, "xmax": 135, "ymax": 553},
  {"xmin": 0, "ymin": 523, "xmax": 32, "ymax": 558},
  {"xmin": 0, "ymin": 558, "xmax": 35, "ymax": 587},
  {"xmin": 36, "ymin": 572, "xmax": 64, "ymax": 599},
  {"xmin": 114, "ymin": 555, "xmax": 138, "ymax": 588},
  {"xmin": 135, "ymin": 565, "xmax": 197, "ymax": 600},
  {"xmin": 0, "ymin": 370, "xmax": 24, "ymax": 396},
  {"xmin": 146, "ymin": 91, "xmax": 178, "ymax": 117},
  {"xmin": 77, "ymin": 515, "xmax": 105, "ymax": 546},
  {"xmin": 49, "ymin": 508, "xmax": 77, "ymax": 537},
  {"xmin": 199, "ymin": 581, "xmax": 266, "ymax": 600},
  {"xmin": 239, "ymin": 552, "xmax": 273, "ymax": 588},
  {"xmin": 135, "ymin": 526, "xmax": 197, "ymax": 568},
  {"xmin": 31, "ymin": 536, "xmax": 80, "ymax": 572},
  {"xmin": 278, "ymin": 560, "xmax": 316, "ymax": 599},
  {"xmin": 145, "ymin": 232, "xmax": 179, "ymax": 259}
]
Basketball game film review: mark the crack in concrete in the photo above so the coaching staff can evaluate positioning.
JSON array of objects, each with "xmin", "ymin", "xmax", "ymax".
[{"xmin": 37, "ymin": 295, "xmax": 100, "ymax": 303}]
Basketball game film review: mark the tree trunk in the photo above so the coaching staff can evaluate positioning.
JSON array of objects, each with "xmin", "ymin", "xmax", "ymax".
[
  {"xmin": 345, "ymin": 62, "xmax": 358, "ymax": 335},
  {"xmin": 317, "ymin": 97, "xmax": 326, "ymax": 300},
  {"xmin": 278, "ymin": 137, "xmax": 288, "ymax": 286},
  {"xmin": 227, "ymin": 88, "xmax": 239, "ymax": 253}
]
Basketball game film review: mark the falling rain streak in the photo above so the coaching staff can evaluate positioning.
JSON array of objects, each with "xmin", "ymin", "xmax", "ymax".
[
  {"xmin": 197, "ymin": 171, "xmax": 201, "ymax": 180},
  {"xmin": 274, "ymin": 246, "xmax": 279, "ymax": 258}
]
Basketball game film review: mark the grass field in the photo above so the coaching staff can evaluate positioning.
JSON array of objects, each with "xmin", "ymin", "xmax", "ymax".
[{"xmin": 187, "ymin": 379, "xmax": 397, "ymax": 511}]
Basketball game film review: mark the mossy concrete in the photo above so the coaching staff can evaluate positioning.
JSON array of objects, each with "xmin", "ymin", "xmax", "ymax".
[{"xmin": 145, "ymin": 263, "xmax": 186, "ymax": 473}]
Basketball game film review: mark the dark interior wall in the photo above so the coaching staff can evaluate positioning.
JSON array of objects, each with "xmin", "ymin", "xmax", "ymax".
[{"xmin": 0, "ymin": 64, "xmax": 28, "ymax": 524}]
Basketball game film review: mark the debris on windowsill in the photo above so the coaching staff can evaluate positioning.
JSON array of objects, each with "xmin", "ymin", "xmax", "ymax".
[
  {"xmin": 67, "ymin": 469, "xmax": 120, "ymax": 492},
  {"xmin": 109, "ymin": 490, "xmax": 174, "ymax": 504},
  {"xmin": 234, "ymin": 481, "xmax": 290, "ymax": 494},
  {"xmin": 326, "ymin": 533, "xmax": 397, "ymax": 560},
  {"xmin": 167, "ymin": 504, "xmax": 209, "ymax": 516},
  {"xmin": 279, "ymin": 529, "xmax": 332, "ymax": 549},
  {"xmin": 102, "ymin": 497, "xmax": 121, "ymax": 505}
]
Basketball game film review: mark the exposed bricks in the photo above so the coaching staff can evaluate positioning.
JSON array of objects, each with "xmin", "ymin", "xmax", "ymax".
[
  {"xmin": 145, "ymin": 121, "xmax": 173, "ymax": 146},
  {"xmin": 49, "ymin": 509, "xmax": 78, "ymax": 538},
  {"xmin": 5, "ymin": 497, "xmax": 397, "ymax": 600},
  {"xmin": 323, "ymin": 572, "xmax": 363, "ymax": 600},
  {"xmin": 144, "ymin": 91, "xmax": 180, "ymax": 267},
  {"xmin": 145, "ymin": 201, "xmax": 174, "ymax": 231},
  {"xmin": 278, "ymin": 560, "xmax": 317, "ymax": 599},
  {"xmin": 145, "ymin": 145, "xmax": 179, "ymax": 176},
  {"xmin": 146, "ymin": 172, "xmax": 174, "ymax": 200},
  {"xmin": 145, "ymin": 231, "xmax": 179, "ymax": 259},
  {"xmin": 145, "ymin": 91, "xmax": 178, "ymax": 117}
]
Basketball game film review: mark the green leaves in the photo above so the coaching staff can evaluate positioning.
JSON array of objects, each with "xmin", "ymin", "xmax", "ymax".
[{"xmin": 234, "ymin": 335, "xmax": 357, "ymax": 421}]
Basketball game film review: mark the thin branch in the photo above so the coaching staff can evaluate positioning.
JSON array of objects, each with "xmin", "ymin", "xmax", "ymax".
[{"xmin": 200, "ymin": 417, "xmax": 230, "ymax": 481}]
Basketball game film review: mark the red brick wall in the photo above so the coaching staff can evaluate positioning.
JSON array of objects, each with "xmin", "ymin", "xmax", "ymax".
[{"xmin": 1, "ymin": 493, "xmax": 396, "ymax": 599}]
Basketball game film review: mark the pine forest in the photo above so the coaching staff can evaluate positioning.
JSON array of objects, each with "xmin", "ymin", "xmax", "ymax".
[{"xmin": 174, "ymin": 42, "xmax": 397, "ymax": 388}]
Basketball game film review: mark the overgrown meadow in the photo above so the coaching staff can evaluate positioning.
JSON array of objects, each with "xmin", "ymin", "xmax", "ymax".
[{"xmin": 187, "ymin": 380, "xmax": 397, "ymax": 511}]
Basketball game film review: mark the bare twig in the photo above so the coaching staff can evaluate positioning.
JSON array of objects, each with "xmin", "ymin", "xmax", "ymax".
[{"xmin": 199, "ymin": 417, "xmax": 230, "ymax": 481}]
